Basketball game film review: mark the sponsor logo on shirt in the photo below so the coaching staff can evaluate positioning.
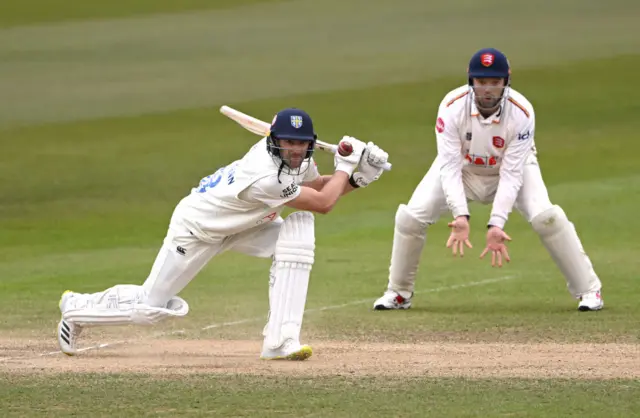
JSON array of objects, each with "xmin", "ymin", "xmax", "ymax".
[
  {"xmin": 465, "ymin": 153, "xmax": 499, "ymax": 167},
  {"xmin": 280, "ymin": 182, "xmax": 299, "ymax": 198}
]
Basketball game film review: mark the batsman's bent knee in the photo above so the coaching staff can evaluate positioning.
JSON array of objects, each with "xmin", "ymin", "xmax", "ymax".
[{"xmin": 131, "ymin": 296, "xmax": 189, "ymax": 325}]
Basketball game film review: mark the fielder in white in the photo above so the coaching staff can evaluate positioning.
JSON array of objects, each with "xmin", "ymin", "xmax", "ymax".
[
  {"xmin": 57, "ymin": 108, "xmax": 389, "ymax": 360},
  {"xmin": 373, "ymin": 48, "xmax": 603, "ymax": 312}
]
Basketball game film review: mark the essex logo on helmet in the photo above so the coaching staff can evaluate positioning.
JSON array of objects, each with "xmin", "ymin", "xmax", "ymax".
[{"xmin": 481, "ymin": 53, "xmax": 494, "ymax": 67}]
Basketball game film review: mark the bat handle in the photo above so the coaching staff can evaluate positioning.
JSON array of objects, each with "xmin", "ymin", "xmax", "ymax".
[
  {"xmin": 315, "ymin": 141, "xmax": 337, "ymax": 154},
  {"xmin": 315, "ymin": 141, "xmax": 392, "ymax": 171}
]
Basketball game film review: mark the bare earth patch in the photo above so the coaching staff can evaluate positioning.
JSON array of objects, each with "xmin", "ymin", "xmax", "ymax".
[{"xmin": 2, "ymin": 338, "xmax": 639, "ymax": 379}]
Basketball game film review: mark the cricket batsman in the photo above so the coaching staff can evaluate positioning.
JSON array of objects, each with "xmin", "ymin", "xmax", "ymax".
[
  {"xmin": 373, "ymin": 48, "xmax": 603, "ymax": 312},
  {"xmin": 57, "ymin": 108, "xmax": 389, "ymax": 360}
]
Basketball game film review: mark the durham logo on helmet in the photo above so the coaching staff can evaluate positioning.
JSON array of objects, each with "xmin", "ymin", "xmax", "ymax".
[
  {"xmin": 291, "ymin": 115, "xmax": 303, "ymax": 129},
  {"xmin": 481, "ymin": 53, "xmax": 494, "ymax": 67}
]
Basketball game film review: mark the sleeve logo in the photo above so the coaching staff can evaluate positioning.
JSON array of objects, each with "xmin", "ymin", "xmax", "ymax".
[{"xmin": 280, "ymin": 182, "xmax": 299, "ymax": 198}]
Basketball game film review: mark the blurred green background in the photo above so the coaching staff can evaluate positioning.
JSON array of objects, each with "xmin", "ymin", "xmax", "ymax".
[{"xmin": 1, "ymin": 1, "xmax": 639, "ymax": 416}]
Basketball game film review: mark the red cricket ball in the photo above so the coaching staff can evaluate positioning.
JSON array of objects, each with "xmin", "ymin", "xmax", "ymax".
[{"xmin": 338, "ymin": 141, "xmax": 353, "ymax": 156}]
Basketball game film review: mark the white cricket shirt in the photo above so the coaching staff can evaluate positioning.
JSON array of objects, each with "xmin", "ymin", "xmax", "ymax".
[
  {"xmin": 435, "ymin": 85, "xmax": 536, "ymax": 228},
  {"xmin": 173, "ymin": 138, "xmax": 319, "ymax": 242}
]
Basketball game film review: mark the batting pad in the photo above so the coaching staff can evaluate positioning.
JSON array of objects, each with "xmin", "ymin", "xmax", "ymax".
[
  {"xmin": 531, "ymin": 205, "xmax": 601, "ymax": 297},
  {"xmin": 62, "ymin": 285, "xmax": 189, "ymax": 327},
  {"xmin": 388, "ymin": 204, "xmax": 428, "ymax": 296},
  {"xmin": 264, "ymin": 211, "xmax": 315, "ymax": 350}
]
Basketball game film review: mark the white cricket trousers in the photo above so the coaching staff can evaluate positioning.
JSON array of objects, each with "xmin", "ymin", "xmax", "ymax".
[
  {"xmin": 409, "ymin": 156, "xmax": 552, "ymax": 224},
  {"xmin": 388, "ymin": 155, "xmax": 601, "ymax": 298},
  {"xmin": 142, "ymin": 216, "xmax": 283, "ymax": 307}
]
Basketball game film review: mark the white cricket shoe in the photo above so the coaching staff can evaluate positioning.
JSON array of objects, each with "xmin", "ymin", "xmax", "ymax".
[
  {"xmin": 578, "ymin": 290, "xmax": 604, "ymax": 312},
  {"xmin": 260, "ymin": 339, "xmax": 313, "ymax": 361},
  {"xmin": 57, "ymin": 290, "xmax": 82, "ymax": 356},
  {"xmin": 373, "ymin": 290, "xmax": 412, "ymax": 310}
]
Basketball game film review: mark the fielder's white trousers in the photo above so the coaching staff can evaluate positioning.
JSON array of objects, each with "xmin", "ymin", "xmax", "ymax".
[{"xmin": 388, "ymin": 155, "xmax": 601, "ymax": 298}]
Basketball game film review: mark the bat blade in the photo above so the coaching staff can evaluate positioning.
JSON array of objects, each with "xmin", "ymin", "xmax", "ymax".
[
  {"xmin": 220, "ymin": 105, "xmax": 270, "ymax": 137},
  {"xmin": 219, "ymin": 105, "xmax": 392, "ymax": 171}
]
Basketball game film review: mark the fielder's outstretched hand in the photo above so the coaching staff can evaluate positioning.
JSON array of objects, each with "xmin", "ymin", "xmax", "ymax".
[
  {"xmin": 480, "ymin": 226, "xmax": 512, "ymax": 267},
  {"xmin": 446, "ymin": 216, "xmax": 472, "ymax": 257}
]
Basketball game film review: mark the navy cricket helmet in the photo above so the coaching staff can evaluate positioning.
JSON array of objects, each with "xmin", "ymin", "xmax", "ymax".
[
  {"xmin": 267, "ymin": 108, "xmax": 317, "ymax": 175},
  {"xmin": 467, "ymin": 48, "xmax": 511, "ymax": 86}
]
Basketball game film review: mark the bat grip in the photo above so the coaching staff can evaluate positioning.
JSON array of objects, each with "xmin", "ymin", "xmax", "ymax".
[{"xmin": 315, "ymin": 141, "xmax": 392, "ymax": 171}]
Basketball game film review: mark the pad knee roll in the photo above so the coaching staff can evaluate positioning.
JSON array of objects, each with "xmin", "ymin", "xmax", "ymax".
[{"xmin": 275, "ymin": 211, "xmax": 315, "ymax": 266}]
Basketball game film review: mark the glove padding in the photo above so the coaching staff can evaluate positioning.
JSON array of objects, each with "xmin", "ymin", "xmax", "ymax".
[
  {"xmin": 350, "ymin": 142, "xmax": 388, "ymax": 188},
  {"xmin": 334, "ymin": 136, "xmax": 366, "ymax": 176}
]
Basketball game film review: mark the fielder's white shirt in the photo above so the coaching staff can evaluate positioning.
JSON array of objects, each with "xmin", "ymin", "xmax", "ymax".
[
  {"xmin": 174, "ymin": 138, "xmax": 319, "ymax": 242},
  {"xmin": 435, "ymin": 85, "xmax": 536, "ymax": 228}
]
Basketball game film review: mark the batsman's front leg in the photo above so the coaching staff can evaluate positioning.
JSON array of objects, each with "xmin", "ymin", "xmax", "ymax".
[{"xmin": 261, "ymin": 212, "xmax": 315, "ymax": 361}]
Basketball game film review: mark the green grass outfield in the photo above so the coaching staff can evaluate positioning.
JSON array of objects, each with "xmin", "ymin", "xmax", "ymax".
[{"xmin": 1, "ymin": 0, "xmax": 639, "ymax": 416}]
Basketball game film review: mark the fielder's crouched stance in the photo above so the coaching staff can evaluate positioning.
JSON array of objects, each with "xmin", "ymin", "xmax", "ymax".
[
  {"xmin": 373, "ymin": 48, "xmax": 603, "ymax": 312},
  {"xmin": 58, "ymin": 108, "xmax": 389, "ymax": 359}
]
